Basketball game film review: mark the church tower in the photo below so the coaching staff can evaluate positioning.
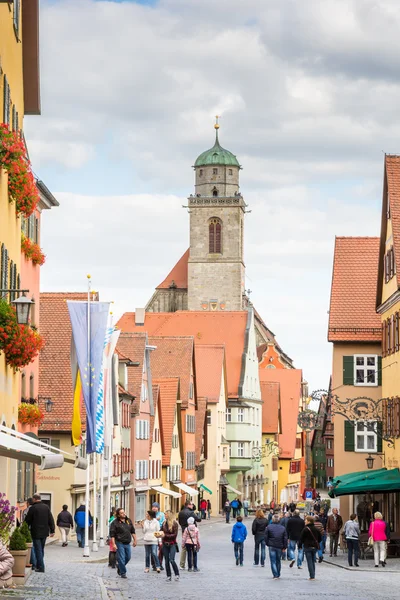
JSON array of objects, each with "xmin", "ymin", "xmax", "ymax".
[{"xmin": 187, "ymin": 119, "xmax": 246, "ymax": 311}]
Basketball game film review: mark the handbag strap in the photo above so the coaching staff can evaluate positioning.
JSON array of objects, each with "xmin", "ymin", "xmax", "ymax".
[
  {"xmin": 187, "ymin": 528, "xmax": 197, "ymax": 546},
  {"xmin": 307, "ymin": 526, "xmax": 319, "ymax": 545}
]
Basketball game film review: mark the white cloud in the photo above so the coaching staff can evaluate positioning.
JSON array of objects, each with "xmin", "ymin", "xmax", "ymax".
[{"xmin": 27, "ymin": 0, "xmax": 396, "ymax": 391}]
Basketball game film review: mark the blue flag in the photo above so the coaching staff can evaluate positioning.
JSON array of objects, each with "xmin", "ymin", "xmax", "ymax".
[{"xmin": 67, "ymin": 301, "xmax": 110, "ymax": 454}]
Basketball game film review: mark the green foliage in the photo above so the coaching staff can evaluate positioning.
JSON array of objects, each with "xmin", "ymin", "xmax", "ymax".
[
  {"xmin": 19, "ymin": 521, "xmax": 32, "ymax": 543},
  {"xmin": 9, "ymin": 527, "xmax": 27, "ymax": 551}
]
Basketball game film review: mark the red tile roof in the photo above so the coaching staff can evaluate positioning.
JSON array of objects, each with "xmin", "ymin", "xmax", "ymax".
[
  {"xmin": 117, "ymin": 312, "xmax": 248, "ymax": 398},
  {"xmin": 153, "ymin": 377, "xmax": 180, "ymax": 465},
  {"xmin": 195, "ymin": 345, "xmax": 226, "ymax": 404},
  {"xmin": 195, "ymin": 396, "xmax": 207, "ymax": 465},
  {"xmin": 261, "ymin": 381, "xmax": 280, "ymax": 434},
  {"xmin": 148, "ymin": 336, "xmax": 194, "ymax": 408},
  {"xmin": 156, "ymin": 249, "xmax": 189, "ymax": 289},
  {"xmin": 116, "ymin": 333, "xmax": 147, "ymax": 411},
  {"xmin": 259, "ymin": 369, "xmax": 302, "ymax": 459},
  {"xmin": 39, "ymin": 292, "xmax": 92, "ymax": 432},
  {"xmin": 328, "ymin": 237, "xmax": 381, "ymax": 342}
]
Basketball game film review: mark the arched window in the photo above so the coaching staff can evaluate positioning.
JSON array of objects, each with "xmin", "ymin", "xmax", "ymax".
[
  {"xmin": 212, "ymin": 187, "xmax": 218, "ymax": 197},
  {"xmin": 209, "ymin": 218, "xmax": 222, "ymax": 253}
]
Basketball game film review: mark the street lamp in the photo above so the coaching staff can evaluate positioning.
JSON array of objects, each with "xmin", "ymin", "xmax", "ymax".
[
  {"xmin": 366, "ymin": 454, "xmax": 375, "ymax": 470},
  {"xmin": 0, "ymin": 290, "xmax": 33, "ymax": 325}
]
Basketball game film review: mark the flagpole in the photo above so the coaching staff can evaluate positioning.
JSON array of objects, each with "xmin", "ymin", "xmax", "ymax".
[
  {"xmin": 93, "ymin": 451, "xmax": 98, "ymax": 551},
  {"xmin": 83, "ymin": 274, "xmax": 91, "ymax": 558},
  {"xmin": 99, "ymin": 452, "xmax": 104, "ymax": 547}
]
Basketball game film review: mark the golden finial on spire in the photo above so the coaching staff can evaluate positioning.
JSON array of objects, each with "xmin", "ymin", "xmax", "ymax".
[{"xmin": 214, "ymin": 115, "xmax": 220, "ymax": 130}]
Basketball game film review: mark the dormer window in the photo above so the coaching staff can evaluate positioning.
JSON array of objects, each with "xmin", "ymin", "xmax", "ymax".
[
  {"xmin": 385, "ymin": 246, "xmax": 395, "ymax": 282},
  {"xmin": 213, "ymin": 168, "xmax": 218, "ymax": 175}
]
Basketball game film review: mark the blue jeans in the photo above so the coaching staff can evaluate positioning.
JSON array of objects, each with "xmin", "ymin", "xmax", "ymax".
[
  {"xmin": 145, "ymin": 544, "xmax": 160, "ymax": 569},
  {"xmin": 162, "ymin": 544, "xmax": 179, "ymax": 578},
  {"xmin": 225, "ymin": 511, "xmax": 230, "ymax": 523},
  {"xmin": 254, "ymin": 538, "xmax": 266, "ymax": 565},
  {"xmin": 116, "ymin": 542, "xmax": 132, "ymax": 575},
  {"xmin": 234, "ymin": 542, "xmax": 244, "ymax": 565},
  {"xmin": 305, "ymin": 548, "xmax": 317, "ymax": 579},
  {"xmin": 288, "ymin": 539, "xmax": 303, "ymax": 566},
  {"xmin": 185, "ymin": 544, "xmax": 198, "ymax": 569},
  {"xmin": 269, "ymin": 547, "xmax": 282, "ymax": 578},
  {"xmin": 346, "ymin": 539, "xmax": 359, "ymax": 566},
  {"xmin": 76, "ymin": 525, "xmax": 85, "ymax": 547},
  {"xmin": 244, "ymin": 507, "xmax": 249, "ymax": 517},
  {"xmin": 30, "ymin": 542, "xmax": 37, "ymax": 568},
  {"xmin": 32, "ymin": 537, "xmax": 46, "ymax": 571}
]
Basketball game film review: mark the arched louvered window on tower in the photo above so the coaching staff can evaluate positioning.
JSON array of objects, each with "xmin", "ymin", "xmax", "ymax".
[{"xmin": 209, "ymin": 217, "xmax": 222, "ymax": 254}]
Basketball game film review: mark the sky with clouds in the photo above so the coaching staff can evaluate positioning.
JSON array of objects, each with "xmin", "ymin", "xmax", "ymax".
[{"xmin": 24, "ymin": 0, "xmax": 398, "ymax": 392}]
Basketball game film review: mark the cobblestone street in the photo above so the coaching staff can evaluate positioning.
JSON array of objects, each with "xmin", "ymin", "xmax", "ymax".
[{"xmin": 2, "ymin": 517, "xmax": 400, "ymax": 600}]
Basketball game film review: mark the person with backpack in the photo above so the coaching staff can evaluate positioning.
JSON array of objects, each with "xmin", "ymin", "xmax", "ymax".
[
  {"xmin": 265, "ymin": 514, "xmax": 287, "ymax": 579},
  {"xmin": 231, "ymin": 515, "xmax": 247, "ymax": 566},
  {"xmin": 287, "ymin": 509, "xmax": 305, "ymax": 569},
  {"xmin": 74, "ymin": 503, "xmax": 93, "ymax": 549},
  {"xmin": 178, "ymin": 501, "xmax": 201, "ymax": 569},
  {"xmin": 298, "ymin": 516, "xmax": 322, "ymax": 580},
  {"xmin": 182, "ymin": 517, "xmax": 201, "ymax": 572},
  {"xmin": 231, "ymin": 498, "xmax": 239, "ymax": 518}
]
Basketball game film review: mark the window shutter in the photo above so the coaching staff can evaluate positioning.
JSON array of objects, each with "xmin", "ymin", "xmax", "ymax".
[
  {"xmin": 3, "ymin": 75, "xmax": 10, "ymax": 125},
  {"xmin": 166, "ymin": 466, "xmax": 170, "ymax": 482},
  {"xmin": 378, "ymin": 356, "xmax": 382, "ymax": 386},
  {"xmin": 135, "ymin": 460, "xmax": 139, "ymax": 479},
  {"xmin": 344, "ymin": 421, "xmax": 355, "ymax": 452},
  {"xmin": 343, "ymin": 356, "xmax": 354, "ymax": 385},
  {"xmin": 377, "ymin": 422, "xmax": 383, "ymax": 453},
  {"xmin": 136, "ymin": 420, "xmax": 139, "ymax": 439},
  {"xmin": 146, "ymin": 420, "xmax": 150, "ymax": 439}
]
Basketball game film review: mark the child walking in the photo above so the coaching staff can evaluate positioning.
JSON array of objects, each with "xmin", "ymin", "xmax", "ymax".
[
  {"xmin": 231, "ymin": 515, "xmax": 247, "ymax": 566},
  {"xmin": 182, "ymin": 517, "xmax": 201, "ymax": 572}
]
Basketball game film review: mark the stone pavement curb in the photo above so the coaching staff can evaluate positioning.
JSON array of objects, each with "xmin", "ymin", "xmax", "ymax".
[
  {"xmin": 322, "ymin": 558, "xmax": 399, "ymax": 573},
  {"xmin": 97, "ymin": 576, "xmax": 109, "ymax": 600}
]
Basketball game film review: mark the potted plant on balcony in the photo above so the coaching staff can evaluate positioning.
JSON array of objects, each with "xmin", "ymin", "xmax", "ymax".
[
  {"xmin": 8, "ymin": 528, "xmax": 27, "ymax": 577},
  {"xmin": 18, "ymin": 403, "xmax": 44, "ymax": 428},
  {"xmin": 19, "ymin": 522, "xmax": 33, "ymax": 567}
]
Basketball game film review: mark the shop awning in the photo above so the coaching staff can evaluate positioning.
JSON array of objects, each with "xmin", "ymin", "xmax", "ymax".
[
  {"xmin": 224, "ymin": 484, "xmax": 242, "ymax": 496},
  {"xmin": 0, "ymin": 425, "xmax": 79, "ymax": 470},
  {"xmin": 173, "ymin": 482, "xmax": 199, "ymax": 496},
  {"xmin": 199, "ymin": 484, "xmax": 212, "ymax": 495},
  {"xmin": 329, "ymin": 468, "xmax": 400, "ymax": 498},
  {"xmin": 151, "ymin": 486, "xmax": 181, "ymax": 499}
]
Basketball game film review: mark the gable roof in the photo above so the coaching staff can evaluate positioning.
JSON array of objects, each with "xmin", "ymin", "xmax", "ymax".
[
  {"xmin": 153, "ymin": 377, "xmax": 180, "ymax": 465},
  {"xmin": 148, "ymin": 336, "xmax": 194, "ymax": 408},
  {"xmin": 377, "ymin": 155, "xmax": 400, "ymax": 307},
  {"xmin": 259, "ymin": 369, "xmax": 303, "ymax": 459},
  {"xmin": 195, "ymin": 345, "xmax": 226, "ymax": 404},
  {"xmin": 156, "ymin": 249, "xmax": 189, "ymax": 289},
  {"xmin": 116, "ymin": 333, "xmax": 147, "ymax": 412},
  {"xmin": 39, "ymin": 292, "xmax": 93, "ymax": 432},
  {"xmin": 117, "ymin": 311, "xmax": 248, "ymax": 398},
  {"xmin": 328, "ymin": 237, "xmax": 381, "ymax": 343},
  {"xmin": 261, "ymin": 381, "xmax": 280, "ymax": 434}
]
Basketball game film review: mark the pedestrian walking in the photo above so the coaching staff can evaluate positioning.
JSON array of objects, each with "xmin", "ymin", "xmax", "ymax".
[
  {"xmin": 207, "ymin": 499, "xmax": 211, "ymax": 520},
  {"xmin": 369, "ymin": 512, "xmax": 388, "ymax": 567},
  {"xmin": 56, "ymin": 504, "xmax": 73, "ymax": 547},
  {"xmin": 265, "ymin": 514, "xmax": 287, "ymax": 579},
  {"xmin": 237, "ymin": 498, "xmax": 243, "ymax": 516},
  {"xmin": 142, "ymin": 510, "xmax": 161, "ymax": 573},
  {"xmin": 231, "ymin": 498, "xmax": 239, "ymax": 518},
  {"xmin": 287, "ymin": 509, "xmax": 305, "ymax": 569},
  {"xmin": 289, "ymin": 501, "xmax": 296, "ymax": 513},
  {"xmin": 344, "ymin": 513, "xmax": 360, "ymax": 567},
  {"xmin": 298, "ymin": 516, "xmax": 322, "ymax": 581},
  {"xmin": 109, "ymin": 508, "xmax": 137, "ymax": 579},
  {"xmin": 178, "ymin": 501, "xmax": 200, "ymax": 569},
  {"xmin": 326, "ymin": 508, "xmax": 343, "ymax": 557},
  {"xmin": 151, "ymin": 503, "xmax": 165, "ymax": 571},
  {"xmin": 74, "ymin": 502, "xmax": 93, "ymax": 549},
  {"xmin": 319, "ymin": 509, "xmax": 328, "ymax": 552},
  {"xmin": 224, "ymin": 500, "xmax": 231, "ymax": 523},
  {"xmin": 0, "ymin": 543, "xmax": 14, "ymax": 589},
  {"xmin": 200, "ymin": 498, "xmax": 207, "ymax": 520},
  {"xmin": 313, "ymin": 516, "xmax": 325, "ymax": 563},
  {"xmin": 279, "ymin": 511, "xmax": 290, "ymax": 560},
  {"xmin": 182, "ymin": 517, "xmax": 201, "ymax": 572},
  {"xmin": 25, "ymin": 494, "xmax": 55, "ymax": 573},
  {"xmin": 243, "ymin": 498, "xmax": 249, "ymax": 518},
  {"xmin": 270, "ymin": 499, "xmax": 276, "ymax": 510},
  {"xmin": 231, "ymin": 515, "xmax": 247, "ymax": 566},
  {"xmin": 161, "ymin": 510, "xmax": 180, "ymax": 582},
  {"xmin": 252, "ymin": 508, "xmax": 268, "ymax": 567},
  {"xmin": 267, "ymin": 508, "xmax": 274, "ymax": 524}
]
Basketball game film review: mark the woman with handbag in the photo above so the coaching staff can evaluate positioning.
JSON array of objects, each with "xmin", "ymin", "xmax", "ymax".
[
  {"xmin": 182, "ymin": 517, "xmax": 201, "ymax": 572},
  {"xmin": 142, "ymin": 510, "xmax": 161, "ymax": 573},
  {"xmin": 161, "ymin": 511, "xmax": 180, "ymax": 582},
  {"xmin": 368, "ymin": 512, "xmax": 387, "ymax": 567},
  {"xmin": 298, "ymin": 516, "xmax": 322, "ymax": 580}
]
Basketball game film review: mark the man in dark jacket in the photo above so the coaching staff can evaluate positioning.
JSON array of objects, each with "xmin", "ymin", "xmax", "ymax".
[
  {"xmin": 178, "ymin": 502, "xmax": 201, "ymax": 570},
  {"xmin": 25, "ymin": 494, "xmax": 55, "ymax": 573},
  {"xmin": 326, "ymin": 508, "xmax": 343, "ymax": 557},
  {"xmin": 252, "ymin": 511, "xmax": 268, "ymax": 566},
  {"xmin": 287, "ymin": 509, "xmax": 305, "ymax": 569},
  {"xmin": 109, "ymin": 508, "xmax": 136, "ymax": 579},
  {"xmin": 265, "ymin": 514, "xmax": 288, "ymax": 579}
]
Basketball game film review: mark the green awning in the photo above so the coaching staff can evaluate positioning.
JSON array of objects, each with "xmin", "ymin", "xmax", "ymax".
[
  {"xmin": 329, "ymin": 468, "xmax": 400, "ymax": 498},
  {"xmin": 199, "ymin": 484, "xmax": 212, "ymax": 495}
]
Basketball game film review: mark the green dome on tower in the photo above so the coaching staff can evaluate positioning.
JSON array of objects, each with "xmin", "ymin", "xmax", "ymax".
[{"xmin": 194, "ymin": 121, "xmax": 240, "ymax": 168}]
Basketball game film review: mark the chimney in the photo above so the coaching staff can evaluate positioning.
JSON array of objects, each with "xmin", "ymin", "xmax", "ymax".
[{"xmin": 135, "ymin": 308, "xmax": 145, "ymax": 326}]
